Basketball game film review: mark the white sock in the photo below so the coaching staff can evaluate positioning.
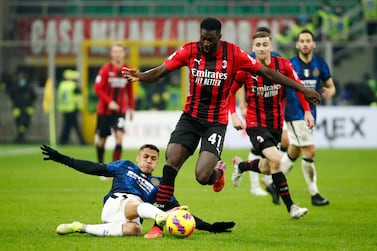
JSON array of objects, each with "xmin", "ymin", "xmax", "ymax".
[
  {"xmin": 249, "ymin": 171, "xmax": 261, "ymax": 190},
  {"xmin": 281, "ymin": 152, "xmax": 294, "ymax": 175},
  {"xmin": 136, "ymin": 202, "xmax": 162, "ymax": 220},
  {"xmin": 248, "ymin": 151, "xmax": 260, "ymax": 161},
  {"xmin": 301, "ymin": 158, "xmax": 319, "ymax": 196},
  {"xmin": 262, "ymin": 174, "xmax": 273, "ymax": 186},
  {"xmin": 85, "ymin": 223, "xmax": 123, "ymax": 236}
]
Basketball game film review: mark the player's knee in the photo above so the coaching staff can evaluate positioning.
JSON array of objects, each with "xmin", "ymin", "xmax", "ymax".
[{"xmin": 268, "ymin": 158, "xmax": 281, "ymax": 173}]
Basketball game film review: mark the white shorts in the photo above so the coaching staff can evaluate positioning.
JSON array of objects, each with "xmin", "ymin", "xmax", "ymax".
[
  {"xmin": 101, "ymin": 193, "xmax": 142, "ymax": 227},
  {"xmin": 286, "ymin": 120, "xmax": 313, "ymax": 147}
]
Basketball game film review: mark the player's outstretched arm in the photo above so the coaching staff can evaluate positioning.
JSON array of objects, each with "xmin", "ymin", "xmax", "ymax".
[
  {"xmin": 122, "ymin": 64, "xmax": 169, "ymax": 83},
  {"xmin": 193, "ymin": 215, "xmax": 235, "ymax": 233},
  {"xmin": 40, "ymin": 144, "xmax": 109, "ymax": 176},
  {"xmin": 258, "ymin": 66, "xmax": 321, "ymax": 105}
]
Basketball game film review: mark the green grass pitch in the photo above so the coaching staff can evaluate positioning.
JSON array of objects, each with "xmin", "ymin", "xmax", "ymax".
[{"xmin": 1, "ymin": 144, "xmax": 376, "ymax": 251}]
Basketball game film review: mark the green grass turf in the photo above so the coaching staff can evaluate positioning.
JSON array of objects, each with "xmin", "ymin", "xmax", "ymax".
[{"xmin": 1, "ymin": 144, "xmax": 376, "ymax": 251}]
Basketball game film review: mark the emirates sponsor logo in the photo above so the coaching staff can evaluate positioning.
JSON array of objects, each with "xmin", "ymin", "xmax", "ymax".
[
  {"xmin": 109, "ymin": 77, "xmax": 128, "ymax": 88},
  {"xmin": 192, "ymin": 68, "xmax": 227, "ymax": 86},
  {"xmin": 251, "ymin": 84, "xmax": 282, "ymax": 97}
]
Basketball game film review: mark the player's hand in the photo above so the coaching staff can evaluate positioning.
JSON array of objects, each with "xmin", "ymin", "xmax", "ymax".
[
  {"xmin": 108, "ymin": 100, "xmax": 120, "ymax": 111},
  {"xmin": 303, "ymin": 88, "xmax": 321, "ymax": 105},
  {"xmin": 40, "ymin": 144, "xmax": 69, "ymax": 165},
  {"xmin": 41, "ymin": 144, "xmax": 61, "ymax": 161},
  {"xmin": 321, "ymin": 87, "xmax": 335, "ymax": 99},
  {"xmin": 304, "ymin": 111, "xmax": 315, "ymax": 129},
  {"xmin": 209, "ymin": 221, "xmax": 236, "ymax": 233},
  {"xmin": 231, "ymin": 113, "xmax": 244, "ymax": 131},
  {"xmin": 121, "ymin": 67, "xmax": 140, "ymax": 81}
]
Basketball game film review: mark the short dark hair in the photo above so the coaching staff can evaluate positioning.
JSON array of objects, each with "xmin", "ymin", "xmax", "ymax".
[
  {"xmin": 256, "ymin": 26, "xmax": 271, "ymax": 34},
  {"xmin": 200, "ymin": 18, "xmax": 222, "ymax": 33},
  {"xmin": 253, "ymin": 31, "xmax": 271, "ymax": 40},
  {"xmin": 297, "ymin": 29, "xmax": 315, "ymax": 41},
  {"xmin": 139, "ymin": 144, "xmax": 160, "ymax": 154}
]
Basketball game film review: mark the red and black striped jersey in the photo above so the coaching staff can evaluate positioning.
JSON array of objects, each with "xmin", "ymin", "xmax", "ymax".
[
  {"xmin": 164, "ymin": 41, "xmax": 262, "ymax": 125},
  {"xmin": 234, "ymin": 56, "xmax": 307, "ymax": 129},
  {"xmin": 94, "ymin": 62, "xmax": 135, "ymax": 115}
]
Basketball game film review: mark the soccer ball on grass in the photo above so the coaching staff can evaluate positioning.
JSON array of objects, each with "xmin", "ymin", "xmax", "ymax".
[{"xmin": 165, "ymin": 209, "xmax": 196, "ymax": 238}]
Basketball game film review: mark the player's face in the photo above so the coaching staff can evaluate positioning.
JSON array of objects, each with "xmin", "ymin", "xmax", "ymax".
[
  {"xmin": 136, "ymin": 148, "xmax": 159, "ymax": 174},
  {"xmin": 296, "ymin": 33, "xmax": 316, "ymax": 56},
  {"xmin": 111, "ymin": 44, "xmax": 126, "ymax": 65},
  {"xmin": 199, "ymin": 29, "xmax": 221, "ymax": 56},
  {"xmin": 252, "ymin": 36, "xmax": 272, "ymax": 64}
]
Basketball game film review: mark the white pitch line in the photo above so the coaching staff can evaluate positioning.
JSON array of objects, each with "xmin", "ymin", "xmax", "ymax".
[{"xmin": 0, "ymin": 147, "xmax": 40, "ymax": 157}]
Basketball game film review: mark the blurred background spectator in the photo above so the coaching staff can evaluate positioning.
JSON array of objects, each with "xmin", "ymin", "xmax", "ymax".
[
  {"xmin": 57, "ymin": 69, "xmax": 86, "ymax": 145},
  {"xmin": 338, "ymin": 73, "xmax": 376, "ymax": 106},
  {"xmin": 6, "ymin": 71, "xmax": 37, "ymax": 143}
]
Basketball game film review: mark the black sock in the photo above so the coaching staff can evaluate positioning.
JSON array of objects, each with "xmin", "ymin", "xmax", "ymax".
[
  {"xmin": 156, "ymin": 165, "xmax": 178, "ymax": 210},
  {"xmin": 207, "ymin": 161, "xmax": 225, "ymax": 185},
  {"xmin": 272, "ymin": 172, "xmax": 294, "ymax": 212},
  {"xmin": 239, "ymin": 159, "xmax": 260, "ymax": 173},
  {"xmin": 96, "ymin": 146, "xmax": 105, "ymax": 163}
]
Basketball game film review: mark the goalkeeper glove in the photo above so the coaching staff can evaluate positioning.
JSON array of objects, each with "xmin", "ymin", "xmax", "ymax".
[{"xmin": 40, "ymin": 144, "xmax": 72, "ymax": 166}]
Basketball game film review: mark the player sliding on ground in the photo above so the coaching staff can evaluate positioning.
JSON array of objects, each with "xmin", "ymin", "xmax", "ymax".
[{"xmin": 41, "ymin": 144, "xmax": 235, "ymax": 238}]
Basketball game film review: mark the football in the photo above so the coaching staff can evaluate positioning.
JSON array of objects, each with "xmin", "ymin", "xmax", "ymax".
[{"xmin": 165, "ymin": 209, "xmax": 196, "ymax": 238}]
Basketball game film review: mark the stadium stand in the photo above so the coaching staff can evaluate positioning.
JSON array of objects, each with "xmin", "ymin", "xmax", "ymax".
[
  {"xmin": 0, "ymin": 0, "xmax": 372, "ymax": 144},
  {"xmin": 8, "ymin": 0, "xmax": 359, "ymax": 17}
]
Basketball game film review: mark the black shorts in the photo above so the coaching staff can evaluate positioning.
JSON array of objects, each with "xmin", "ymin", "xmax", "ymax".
[
  {"xmin": 169, "ymin": 113, "xmax": 227, "ymax": 158},
  {"xmin": 96, "ymin": 114, "xmax": 126, "ymax": 137},
  {"xmin": 246, "ymin": 127, "xmax": 282, "ymax": 157}
]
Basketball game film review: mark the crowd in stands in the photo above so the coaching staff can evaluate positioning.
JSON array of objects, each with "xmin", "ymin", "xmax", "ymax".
[
  {"xmin": 275, "ymin": 1, "xmax": 352, "ymax": 58},
  {"xmin": 362, "ymin": 0, "xmax": 377, "ymax": 38}
]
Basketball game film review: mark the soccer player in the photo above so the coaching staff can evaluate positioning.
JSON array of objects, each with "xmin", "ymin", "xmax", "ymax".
[
  {"xmin": 122, "ymin": 18, "xmax": 321, "ymax": 212},
  {"xmin": 236, "ymin": 26, "xmax": 282, "ymax": 197},
  {"xmin": 280, "ymin": 29, "xmax": 336, "ymax": 206},
  {"xmin": 94, "ymin": 43, "xmax": 135, "ymax": 164},
  {"xmin": 229, "ymin": 30, "xmax": 314, "ymax": 218},
  {"xmin": 40, "ymin": 144, "xmax": 235, "ymax": 238}
]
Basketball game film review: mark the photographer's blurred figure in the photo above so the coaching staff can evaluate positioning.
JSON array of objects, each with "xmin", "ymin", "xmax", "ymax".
[{"xmin": 57, "ymin": 69, "xmax": 85, "ymax": 145}]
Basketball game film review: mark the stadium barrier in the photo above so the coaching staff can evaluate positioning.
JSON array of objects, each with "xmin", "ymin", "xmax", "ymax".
[{"xmin": 102, "ymin": 106, "xmax": 377, "ymax": 149}]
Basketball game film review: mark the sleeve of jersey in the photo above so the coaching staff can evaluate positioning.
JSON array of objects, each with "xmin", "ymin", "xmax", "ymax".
[
  {"xmin": 70, "ymin": 158, "xmax": 109, "ymax": 176},
  {"xmin": 320, "ymin": 57, "xmax": 332, "ymax": 81},
  {"xmin": 126, "ymin": 79, "xmax": 135, "ymax": 109},
  {"xmin": 229, "ymin": 73, "xmax": 243, "ymax": 113},
  {"xmin": 296, "ymin": 90, "xmax": 310, "ymax": 111},
  {"xmin": 164, "ymin": 43, "xmax": 190, "ymax": 71},
  {"xmin": 94, "ymin": 65, "xmax": 113, "ymax": 104},
  {"xmin": 236, "ymin": 47, "xmax": 263, "ymax": 73},
  {"xmin": 285, "ymin": 61, "xmax": 311, "ymax": 112}
]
